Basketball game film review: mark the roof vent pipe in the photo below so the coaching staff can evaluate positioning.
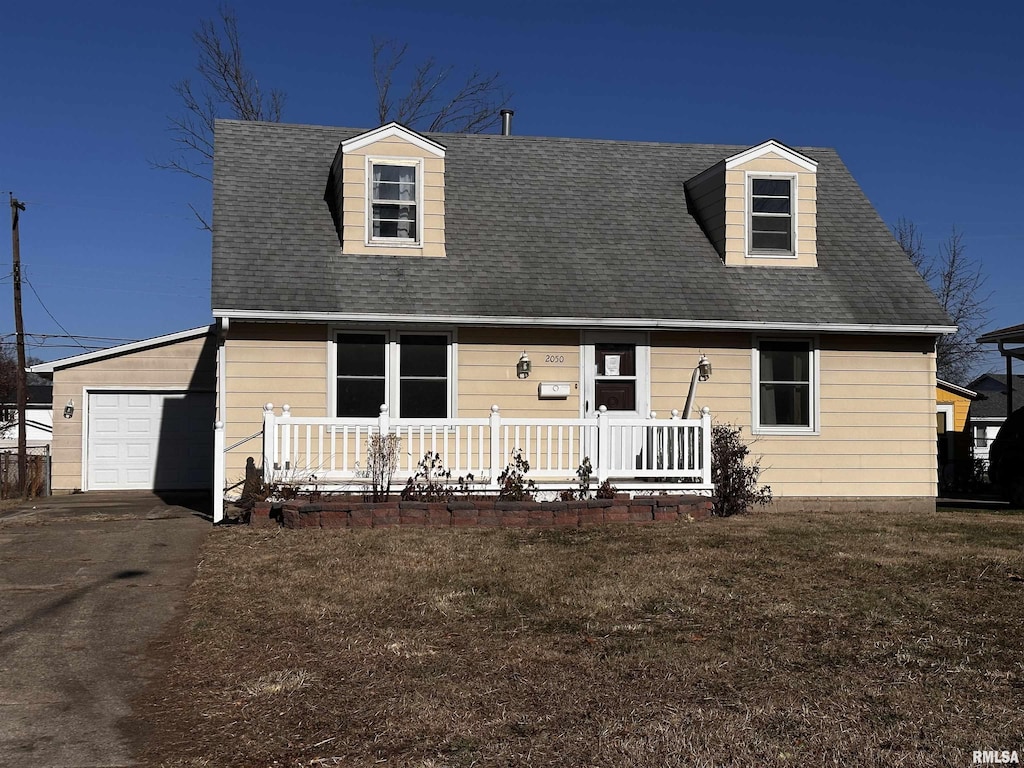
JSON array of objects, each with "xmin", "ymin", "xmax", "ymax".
[{"xmin": 500, "ymin": 109, "xmax": 514, "ymax": 136}]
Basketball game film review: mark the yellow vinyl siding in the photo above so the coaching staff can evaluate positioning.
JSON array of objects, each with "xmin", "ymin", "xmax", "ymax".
[
  {"xmin": 651, "ymin": 331, "xmax": 936, "ymax": 498},
  {"xmin": 457, "ymin": 328, "xmax": 580, "ymax": 418},
  {"xmin": 49, "ymin": 334, "xmax": 214, "ymax": 493},
  {"xmin": 222, "ymin": 323, "xmax": 328, "ymax": 483}
]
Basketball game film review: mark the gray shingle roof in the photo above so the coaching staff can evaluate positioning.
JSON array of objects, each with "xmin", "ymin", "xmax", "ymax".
[
  {"xmin": 211, "ymin": 120, "xmax": 951, "ymax": 328},
  {"xmin": 968, "ymin": 374, "xmax": 1024, "ymax": 419}
]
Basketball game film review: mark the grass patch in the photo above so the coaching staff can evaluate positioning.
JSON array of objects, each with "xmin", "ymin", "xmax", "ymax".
[{"xmin": 134, "ymin": 508, "xmax": 1024, "ymax": 767}]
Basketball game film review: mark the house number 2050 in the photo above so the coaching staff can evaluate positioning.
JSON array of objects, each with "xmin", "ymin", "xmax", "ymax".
[{"xmin": 545, "ymin": 354, "xmax": 565, "ymax": 363}]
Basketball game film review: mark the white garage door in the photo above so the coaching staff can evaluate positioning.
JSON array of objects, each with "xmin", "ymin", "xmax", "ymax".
[{"xmin": 86, "ymin": 391, "xmax": 215, "ymax": 490}]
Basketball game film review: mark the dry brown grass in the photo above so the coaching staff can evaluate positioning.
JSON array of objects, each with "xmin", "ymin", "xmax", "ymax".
[{"xmin": 134, "ymin": 507, "xmax": 1024, "ymax": 767}]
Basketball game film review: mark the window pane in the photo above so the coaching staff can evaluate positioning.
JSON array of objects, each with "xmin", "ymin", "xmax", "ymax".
[
  {"xmin": 753, "ymin": 216, "xmax": 791, "ymax": 233},
  {"xmin": 400, "ymin": 379, "xmax": 447, "ymax": 417},
  {"xmin": 760, "ymin": 384, "xmax": 810, "ymax": 426},
  {"xmin": 595, "ymin": 380, "xmax": 636, "ymax": 411},
  {"xmin": 760, "ymin": 341, "xmax": 810, "ymax": 382},
  {"xmin": 337, "ymin": 379, "xmax": 385, "ymax": 417},
  {"xmin": 372, "ymin": 204, "xmax": 417, "ymax": 239},
  {"xmin": 373, "ymin": 165, "xmax": 416, "ymax": 201},
  {"xmin": 752, "ymin": 197, "xmax": 791, "ymax": 214},
  {"xmin": 596, "ymin": 344, "xmax": 636, "ymax": 376},
  {"xmin": 400, "ymin": 335, "xmax": 447, "ymax": 376},
  {"xmin": 752, "ymin": 178, "xmax": 790, "ymax": 196},
  {"xmin": 337, "ymin": 333, "xmax": 386, "ymax": 376},
  {"xmin": 751, "ymin": 231, "xmax": 791, "ymax": 251}
]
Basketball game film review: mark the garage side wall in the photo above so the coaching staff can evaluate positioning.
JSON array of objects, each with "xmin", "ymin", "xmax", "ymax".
[{"xmin": 50, "ymin": 335, "xmax": 216, "ymax": 492}]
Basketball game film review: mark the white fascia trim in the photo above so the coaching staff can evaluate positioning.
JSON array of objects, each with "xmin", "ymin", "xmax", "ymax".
[
  {"xmin": 342, "ymin": 122, "xmax": 446, "ymax": 157},
  {"xmin": 725, "ymin": 140, "xmax": 817, "ymax": 172},
  {"xmin": 937, "ymin": 379, "xmax": 978, "ymax": 399},
  {"xmin": 30, "ymin": 325, "xmax": 215, "ymax": 373},
  {"xmin": 214, "ymin": 309, "xmax": 957, "ymax": 337}
]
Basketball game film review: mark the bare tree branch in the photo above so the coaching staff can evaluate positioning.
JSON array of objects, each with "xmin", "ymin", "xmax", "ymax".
[
  {"xmin": 154, "ymin": 5, "xmax": 284, "ymax": 229},
  {"xmin": 372, "ymin": 37, "xmax": 510, "ymax": 134},
  {"xmin": 896, "ymin": 220, "xmax": 991, "ymax": 385}
]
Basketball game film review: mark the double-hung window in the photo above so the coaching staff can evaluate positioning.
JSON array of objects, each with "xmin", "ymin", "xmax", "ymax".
[
  {"xmin": 749, "ymin": 176, "xmax": 794, "ymax": 255},
  {"xmin": 755, "ymin": 338, "xmax": 817, "ymax": 433},
  {"xmin": 335, "ymin": 331, "xmax": 449, "ymax": 418},
  {"xmin": 369, "ymin": 161, "xmax": 419, "ymax": 243}
]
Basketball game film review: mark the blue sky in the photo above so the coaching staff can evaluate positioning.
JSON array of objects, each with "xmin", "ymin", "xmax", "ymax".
[{"xmin": 2, "ymin": 0, "xmax": 1021, "ymax": 373}]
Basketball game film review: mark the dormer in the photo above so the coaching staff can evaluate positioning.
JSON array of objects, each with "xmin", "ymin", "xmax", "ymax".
[
  {"xmin": 686, "ymin": 140, "xmax": 817, "ymax": 267},
  {"xmin": 328, "ymin": 123, "xmax": 447, "ymax": 257}
]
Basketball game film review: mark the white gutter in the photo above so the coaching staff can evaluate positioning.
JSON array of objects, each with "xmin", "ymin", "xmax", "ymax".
[{"xmin": 213, "ymin": 308, "xmax": 956, "ymax": 336}]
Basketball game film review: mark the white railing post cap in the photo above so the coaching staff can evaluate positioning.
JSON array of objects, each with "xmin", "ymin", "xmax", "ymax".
[
  {"xmin": 491, "ymin": 404, "xmax": 500, "ymax": 413},
  {"xmin": 598, "ymin": 405, "xmax": 607, "ymax": 413},
  {"xmin": 214, "ymin": 420, "xmax": 224, "ymax": 429},
  {"xmin": 282, "ymin": 404, "xmax": 291, "ymax": 414},
  {"xmin": 380, "ymin": 403, "xmax": 389, "ymax": 414},
  {"xmin": 264, "ymin": 402, "xmax": 274, "ymax": 412},
  {"xmin": 700, "ymin": 406, "xmax": 711, "ymax": 416},
  {"xmin": 671, "ymin": 409, "xmax": 680, "ymax": 418}
]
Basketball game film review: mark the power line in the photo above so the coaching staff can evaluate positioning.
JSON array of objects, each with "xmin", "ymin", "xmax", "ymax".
[
  {"xmin": 0, "ymin": 332, "xmax": 141, "ymax": 343},
  {"xmin": 22, "ymin": 277, "xmax": 89, "ymax": 351}
]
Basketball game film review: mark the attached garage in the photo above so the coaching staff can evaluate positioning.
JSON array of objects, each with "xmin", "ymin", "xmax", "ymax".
[{"xmin": 31, "ymin": 327, "xmax": 217, "ymax": 493}]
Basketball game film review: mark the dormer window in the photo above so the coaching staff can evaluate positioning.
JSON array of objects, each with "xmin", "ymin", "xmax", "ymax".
[
  {"xmin": 749, "ymin": 175, "xmax": 794, "ymax": 255},
  {"xmin": 369, "ymin": 160, "xmax": 420, "ymax": 243}
]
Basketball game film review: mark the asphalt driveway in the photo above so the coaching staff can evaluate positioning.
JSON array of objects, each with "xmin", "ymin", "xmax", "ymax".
[{"xmin": 0, "ymin": 492, "xmax": 211, "ymax": 768}]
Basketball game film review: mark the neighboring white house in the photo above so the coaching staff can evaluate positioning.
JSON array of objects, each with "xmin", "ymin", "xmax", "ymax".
[
  {"xmin": 967, "ymin": 373, "xmax": 1024, "ymax": 467},
  {"xmin": 0, "ymin": 384, "xmax": 54, "ymax": 451}
]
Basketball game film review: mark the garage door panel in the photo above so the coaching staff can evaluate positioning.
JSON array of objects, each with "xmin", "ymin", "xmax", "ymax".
[
  {"xmin": 126, "ymin": 418, "xmax": 154, "ymax": 434},
  {"xmin": 87, "ymin": 391, "xmax": 214, "ymax": 490},
  {"xmin": 92, "ymin": 417, "xmax": 120, "ymax": 434},
  {"xmin": 125, "ymin": 442, "xmax": 153, "ymax": 459}
]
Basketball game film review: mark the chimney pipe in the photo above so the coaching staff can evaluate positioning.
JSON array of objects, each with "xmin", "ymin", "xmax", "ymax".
[{"xmin": 500, "ymin": 109, "xmax": 514, "ymax": 136}]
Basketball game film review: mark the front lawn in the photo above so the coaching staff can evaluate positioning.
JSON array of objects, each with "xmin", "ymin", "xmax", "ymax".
[{"xmin": 134, "ymin": 507, "xmax": 1024, "ymax": 767}]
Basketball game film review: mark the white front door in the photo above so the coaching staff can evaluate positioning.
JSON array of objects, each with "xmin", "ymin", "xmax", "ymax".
[{"xmin": 582, "ymin": 332, "xmax": 650, "ymax": 418}]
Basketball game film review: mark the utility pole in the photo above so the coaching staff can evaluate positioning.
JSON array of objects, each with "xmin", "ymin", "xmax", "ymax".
[{"xmin": 10, "ymin": 194, "xmax": 27, "ymax": 497}]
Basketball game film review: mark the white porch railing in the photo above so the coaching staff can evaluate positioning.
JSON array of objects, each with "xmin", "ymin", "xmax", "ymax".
[{"xmin": 260, "ymin": 404, "xmax": 713, "ymax": 493}]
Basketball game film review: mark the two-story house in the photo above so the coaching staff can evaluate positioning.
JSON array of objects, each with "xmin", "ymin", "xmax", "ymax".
[
  {"xmin": 208, "ymin": 119, "xmax": 951, "ymax": 513},
  {"xmin": 35, "ymin": 119, "xmax": 953, "ymax": 518}
]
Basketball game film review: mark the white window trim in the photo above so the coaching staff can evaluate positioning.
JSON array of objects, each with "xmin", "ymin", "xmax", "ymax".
[
  {"xmin": 746, "ymin": 171, "xmax": 798, "ymax": 259},
  {"xmin": 751, "ymin": 336, "xmax": 819, "ymax": 436},
  {"xmin": 365, "ymin": 156, "xmax": 424, "ymax": 248},
  {"xmin": 328, "ymin": 327, "xmax": 455, "ymax": 418}
]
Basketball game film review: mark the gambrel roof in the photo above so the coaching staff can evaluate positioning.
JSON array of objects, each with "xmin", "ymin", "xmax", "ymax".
[{"xmin": 211, "ymin": 120, "xmax": 952, "ymax": 332}]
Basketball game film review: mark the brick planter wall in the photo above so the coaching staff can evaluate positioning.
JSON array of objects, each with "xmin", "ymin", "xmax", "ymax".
[{"xmin": 252, "ymin": 495, "xmax": 715, "ymax": 529}]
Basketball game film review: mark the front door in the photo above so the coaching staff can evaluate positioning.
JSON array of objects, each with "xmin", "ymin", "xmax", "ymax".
[{"xmin": 582, "ymin": 332, "xmax": 649, "ymax": 419}]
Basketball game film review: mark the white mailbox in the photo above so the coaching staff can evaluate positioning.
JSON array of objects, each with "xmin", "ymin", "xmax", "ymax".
[{"xmin": 538, "ymin": 382, "xmax": 571, "ymax": 399}]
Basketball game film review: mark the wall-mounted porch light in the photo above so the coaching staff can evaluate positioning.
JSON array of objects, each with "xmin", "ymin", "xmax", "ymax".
[
  {"xmin": 684, "ymin": 355, "xmax": 713, "ymax": 418},
  {"xmin": 516, "ymin": 351, "xmax": 532, "ymax": 379},
  {"xmin": 63, "ymin": 399, "xmax": 75, "ymax": 419},
  {"xmin": 697, "ymin": 354, "xmax": 712, "ymax": 382}
]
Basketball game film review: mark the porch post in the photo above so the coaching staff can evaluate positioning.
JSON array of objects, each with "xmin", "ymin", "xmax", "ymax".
[
  {"xmin": 378, "ymin": 403, "xmax": 390, "ymax": 435},
  {"xmin": 596, "ymin": 405, "xmax": 609, "ymax": 483},
  {"xmin": 213, "ymin": 420, "xmax": 225, "ymax": 524},
  {"xmin": 700, "ymin": 406, "xmax": 713, "ymax": 486},
  {"xmin": 489, "ymin": 405, "xmax": 501, "ymax": 488},
  {"xmin": 262, "ymin": 403, "xmax": 276, "ymax": 483},
  {"xmin": 279, "ymin": 404, "xmax": 292, "ymax": 471}
]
